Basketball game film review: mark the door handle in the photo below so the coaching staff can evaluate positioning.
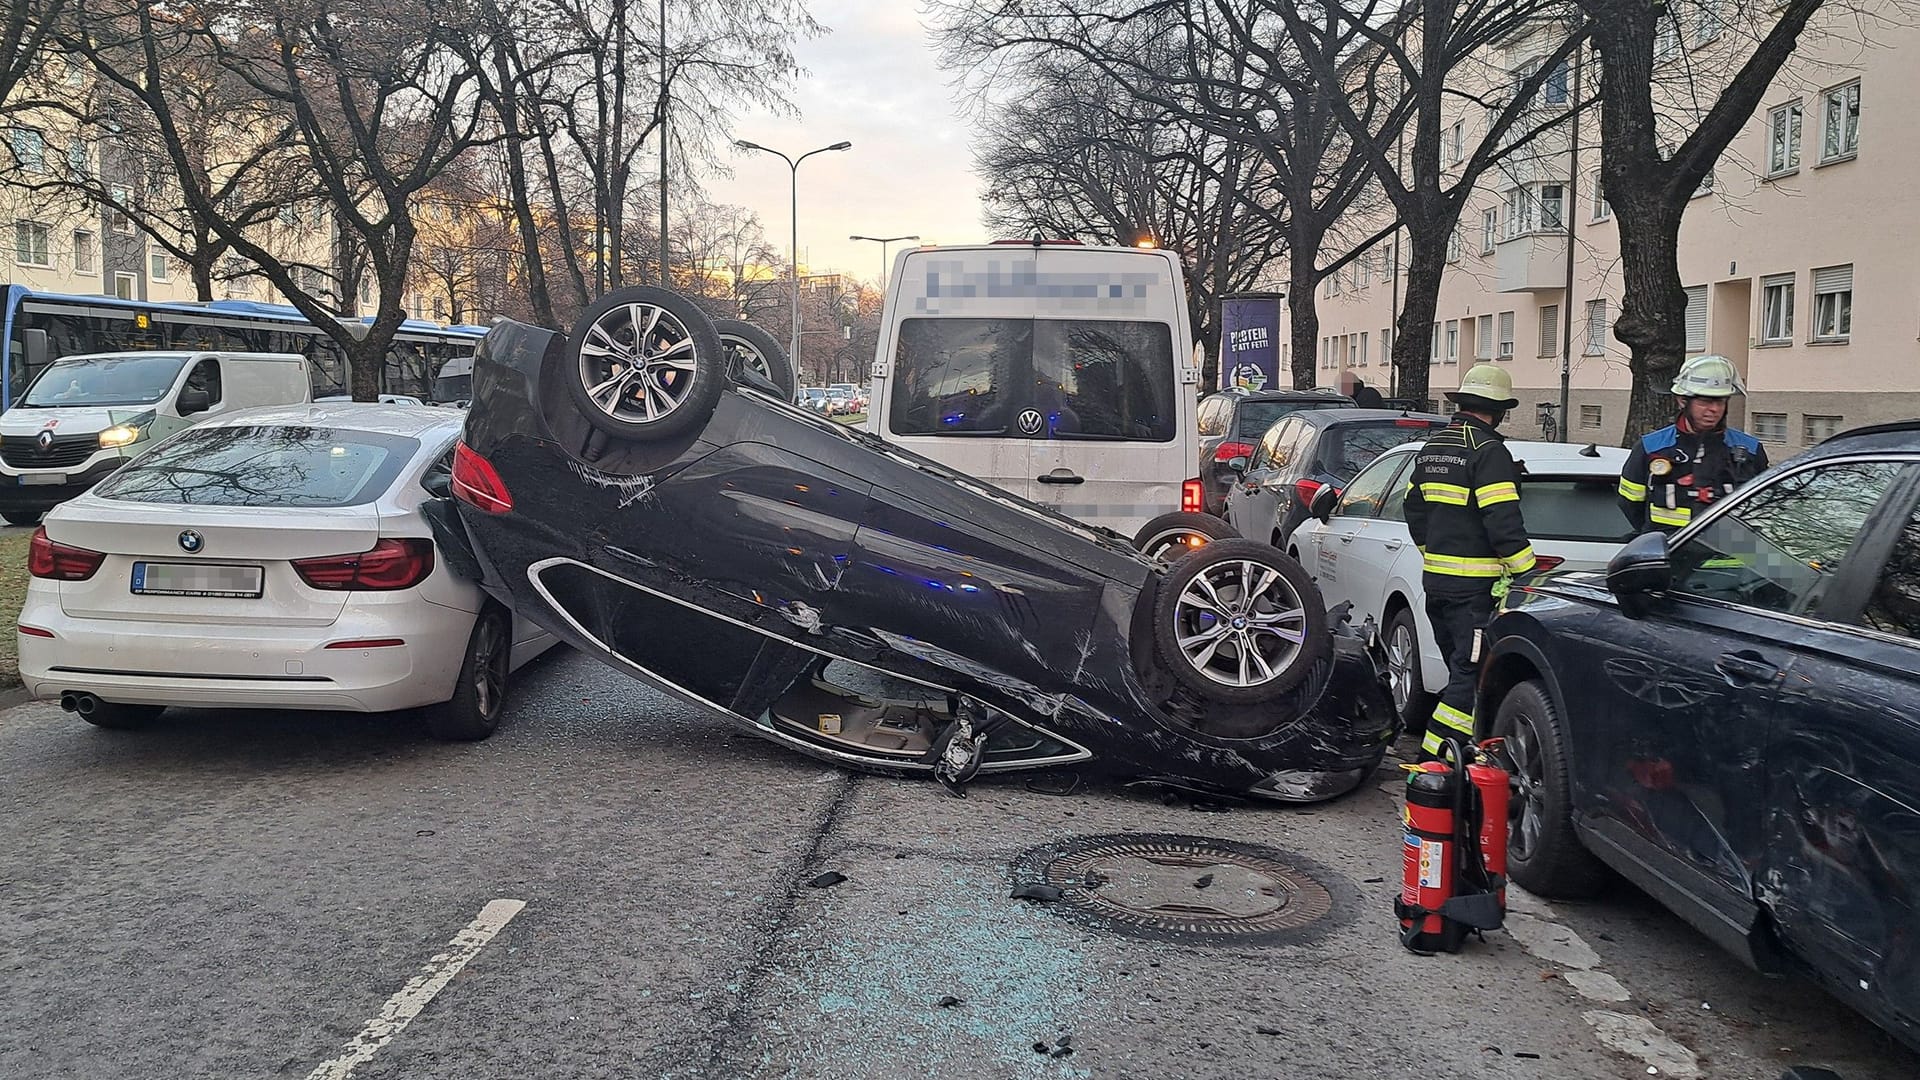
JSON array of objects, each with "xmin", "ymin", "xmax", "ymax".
[
  {"xmin": 1338, "ymin": 535, "xmax": 1354, "ymax": 544},
  {"xmin": 1036, "ymin": 470, "xmax": 1084, "ymax": 485},
  {"xmin": 1384, "ymin": 541, "xmax": 1404, "ymax": 552},
  {"xmin": 1714, "ymin": 651, "xmax": 1780, "ymax": 687}
]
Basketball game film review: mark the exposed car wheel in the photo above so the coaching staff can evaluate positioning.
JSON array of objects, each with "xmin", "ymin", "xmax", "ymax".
[
  {"xmin": 564, "ymin": 286, "xmax": 725, "ymax": 442},
  {"xmin": 1383, "ymin": 607, "xmax": 1436, "ymax": 731},
  {"xmin": 1153, "ymin": 539, "xmax": 1330, "ymax": 703},
  {"xmin": 79, "ymin": 700, "xmax": 164, "ymax": 730},
  {"xmin": 425, "ymin": 608, "xmax": 511, "ymax": 742},
  {"xmin": 2, "ymin": 511, "xmax": 41, "ymax": 526},
  {"xmin": 1133, "ymin": 511, "xmax": 1238, "ymax": 565},
  {"xmin": 715, "ymin": 319, "xmax": 796, "ymax": 400},
  {"xmin": 1492, "ymin": 679, "xmax": 1611, "ymax": 898}
]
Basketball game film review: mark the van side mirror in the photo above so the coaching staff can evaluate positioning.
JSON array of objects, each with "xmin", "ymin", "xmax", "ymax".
[
  {"xmin": 1227, "ymin": 456, "xmax": 1249, "ymax": 475},
  {"xmin": 23, "ymin": 328, "xmax": 47, "ymax": 371},
  {"xmin": 1310, "ymin": 484, "xmax": 1341, "ymax": 524},
  {"xmin": 1606, "ymin": 532, "xmax": 1671, "ymax": 618},
  {"xmin": 177, "ymin": 388, "xmax": 212, "ymax": 416}
]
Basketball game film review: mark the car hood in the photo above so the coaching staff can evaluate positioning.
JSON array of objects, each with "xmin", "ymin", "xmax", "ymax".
[{"xmin": 0, "ymin": 406, "xmax": 152, "ymax": 436}]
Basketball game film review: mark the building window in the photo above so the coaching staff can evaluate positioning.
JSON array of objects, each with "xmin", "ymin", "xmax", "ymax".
[
  {"xmin": 1538, "ymin": 304, "xmax": 1559, "ymax": 357},
  {"xmin": 67, "ymin": 140, "xmax": 89, "ymax": 178},
  {"xmin": 112, "ymin": 272, "xmax": 136, "ymax": 300},
  {"xmin": 1803, "ymin": 414, "xmax": 1842, "ymax": 446},
  {"xmin": 1430, "ymin": 322, "xmax": 1441, "ymax": 365},
  {"xmin": 1445, "ymin": 320, "xmax": 1459, "ymax": 365},
  {"xmin": 1655, "ymin": 10, "xmax": 1680, "ymax": 61},
  {"xmin": 1381, "ymin": 327, "xmax": 1392, "ymax": 365},
  {"xmin": 1761, "ymin": 273, "xmax": 1795, "ymax": 344},
  {"xmin": 1359, "ymin": 331, "xmax": 1369, "ymax": 366},
  {"xmin": 1450, "ymin": 120, "xmax": 1464, "ymax": 165},
  {"xmin": 1543, "ymin": 59, "xmax": 1570, "ymax": 106},
  {"xmin": 1751, "ymin": 412, "xmax": 1788, "ymax": 443},
  {"xmin": 433, "ymin": 296, "xmax": 447, "ymax": 321},
  {"xmin": 150, "ymin": 251, "xmax": 169, "ymax": 281},
  {"xmin": 62, "ymin": 52, "xmax": 85, "ymax": 87},
  {"xmin": 1579, "ymin": 404, "xmax": 1603, "ymax": 430},
  {"xmin": 1684, "ymin": 285, "xmax": 1708, "ymax": 352},
  {"xmin": 8, "ymin": 127, "xmax": 44, "ymax": 172},
  {"xmin": 1497, "ymin": 311, "xmax": 1515, "ymax": 358},
  {"xmin": 1820, "ymin": 81, "xmax": 1860, "ymax": 163},
  {"xmin": 1767, "ymin": 101, "xmax": 1802, "ymax": 176},
  {"xmin": 1590, "ymin": 175, "xmax": 1609, "ymax": 221},
  {"xmin": 108, "ymin": 184, "xmax": 133, "ymax": 233},
  {"xmin": 1476, "ymin": 313, "xmax": 1493, "ymax": 360},
  {"xmin": 13, "ymin": 220, "xmax": 50, "ymax": 267},
  {"xmin": 1812, "ymin": 264, "xmax": 1852, "ymax": 342},
  {"xmin": 1359, "ymin": 252, "xmax": 1371, "ymax": 288},
  {"xmin": 1504, "ymin": 188, "xmax": 1533, "ymax": 239},
  {"xmin": 1447, "ymin": 229, "xmax": 1462, "ymax": 263},
  {"xmin": 1539, "ymin": 184, "xmax": 1564, "ymax": 230},
  {"xmin": 72, "ymin": 230, "xmax": 94, "ymax": 274},
  {"xmin": 1480, "ymin": 209, "xmax": 1497, "ymax": 255},
  {"xmin": 1585, "ymin": 299, "xmax": 1608, "ymax": 355}
]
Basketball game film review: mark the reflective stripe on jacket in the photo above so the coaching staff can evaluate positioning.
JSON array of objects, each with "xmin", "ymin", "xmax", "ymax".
[
  {"xmin": 1618, "ymin": 418, "xmax": 1769, "ymax": 534},
  {"xmin": 1404, "ymin": 415, "xmax": 1535, "ymax": 580}
]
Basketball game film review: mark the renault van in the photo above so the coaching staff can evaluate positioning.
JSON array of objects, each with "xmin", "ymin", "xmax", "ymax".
[
  {"xmin": 0, "ymin": 350, "xmax": 310, "ymax": 524},
  {"xmin": 864, "ymin": 241, "xmax": 1202, "ymax": 537}
]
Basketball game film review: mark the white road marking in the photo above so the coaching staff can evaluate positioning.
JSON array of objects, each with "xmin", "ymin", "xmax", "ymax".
[
  {"xmin": 1505, "ymin": 911, "xmax": 1603, "ymax": 970},
  {"xmin": 1583, "ymin": 1010, "xmax": 1704, "ymax": 1078},
  {"xmin": 305, "ymin": 899, "xmax": 526, "ymax": 1080},
  {"xmin": 1563, "ymin": 970, "xmax": 1632, "ymax": 1002}
]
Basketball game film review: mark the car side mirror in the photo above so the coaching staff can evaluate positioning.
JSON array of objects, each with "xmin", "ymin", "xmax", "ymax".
[
  {"xmin": 1606, "ymin": 532, "xmax": 1671, "ymax": 618},
  {"xmin": 1227, "ymin": 456, "xmax": 1249, "ymax": 475},
  {"xmin": 1310, "ymin": 484, "xmax": 1340, "ymax": 523},
  {"xmin": 177, "ymin": 388, "xmax": 212, "ymax": 416},
  {"xmin": 422, "ymin": 470, "xmax": 452, "ymax": 499}
]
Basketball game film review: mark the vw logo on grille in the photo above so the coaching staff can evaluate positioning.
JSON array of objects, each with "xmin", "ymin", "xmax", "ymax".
[
  {"xmin": 1017, "ymin": 409, "xmax": 1044, "ymax": 436},
  {"xmin": 177, "ymin": 529, "xmax": 204, "ymax": 553},
  {"xmin": 35, "ymin": 430, "xmax": 53, "ymax": 449}
]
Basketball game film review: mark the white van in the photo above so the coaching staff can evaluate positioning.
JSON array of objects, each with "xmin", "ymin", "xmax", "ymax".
[
  {"xmin": 864, "ymin": 241, "xmax": 1201, "ymax": 537},
  {"xmin": 0, "ymin": 350, "xmax": 311, "ymax": 524}
]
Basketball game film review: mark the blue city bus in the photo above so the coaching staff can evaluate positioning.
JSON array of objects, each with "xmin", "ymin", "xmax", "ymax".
[{"xmin": 0, "ymin": 286, "xmax": 488, "ymax": 407}]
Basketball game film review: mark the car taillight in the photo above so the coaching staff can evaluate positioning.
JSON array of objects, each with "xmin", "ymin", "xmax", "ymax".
[
  {"xmin": 28, "ymin": 526, "xmax": 104, "ymax": 581},
  {"xmin": 1212, "ymin": 441, "xmax": 1255, "ymax": 462},
  {"xmin": 1181, "ymin": 478, "xmax": 1204, "ymax": 514},
  {"xmin": 1395, "ymin": 418, "xmax": 1438, "ymax": 427},
  {"xmin": 452, "ymin": 441, "xmax": 513, "ymax": 514},
  {"xmin": 293, "ymin": 539, "xmax": 435, "ymax": 591},
  {"xmin": 1533, "ymin": 555, "xmax": 1565, "ymax": 573},
  {"xmin": 1295, "ymin": 478, "xmax": 1325, "ymax": 505}
]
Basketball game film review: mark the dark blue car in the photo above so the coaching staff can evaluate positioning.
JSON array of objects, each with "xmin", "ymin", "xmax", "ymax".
[{"xmin": 1478, "ymin": 420, "xmax": 1920, "ymax": 1053}]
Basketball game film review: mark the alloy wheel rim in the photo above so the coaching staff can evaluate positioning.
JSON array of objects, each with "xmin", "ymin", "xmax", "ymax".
[
  {"xmin": 1386, "ymin": 623, "xmax": 1414, "ymax": 714},
  {"xmin": 578, "ymin": 302, "xmax": 700, "ymax": 424},
  {"xmin": 474, "ymin": 618, "xmax": 507, "ymax": 719},
  {"xmin": 721, "ymin": 332, "xmax": 774, "ymax": 382},
  {"xmin": 1508, "ymin": 713, "xmax": 1547, "ymax": 861},
  {"xmin": 1171, "ymin": 559, "xmax": 1307, "ymax": 688}
]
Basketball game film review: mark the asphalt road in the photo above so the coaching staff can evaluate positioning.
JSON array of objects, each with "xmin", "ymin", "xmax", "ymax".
[{"xmin": 2, "ymin": 648, "xmax": 1914, "ymax": 1080}]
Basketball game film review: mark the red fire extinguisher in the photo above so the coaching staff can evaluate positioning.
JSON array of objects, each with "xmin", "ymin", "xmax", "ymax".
[{"xmin": 1395, "ymin": 738, "xmax": 1511, "ymax": 954}]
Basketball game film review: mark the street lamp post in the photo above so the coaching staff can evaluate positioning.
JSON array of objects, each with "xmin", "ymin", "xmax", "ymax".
[
  {"xmin": 849, "ymin": 234, "xmax": 919, "ymax": 295},
  {"xmin": 733, "ymin": 138, "xmax": 852, "ymax": 369}
]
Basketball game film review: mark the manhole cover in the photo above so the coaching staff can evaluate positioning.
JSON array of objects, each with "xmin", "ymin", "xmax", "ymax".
[{"xmin": 1012, "ymin": 833, "xmax": 1348, "ymax": 944}]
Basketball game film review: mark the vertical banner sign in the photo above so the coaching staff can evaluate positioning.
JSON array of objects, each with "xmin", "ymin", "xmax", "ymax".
[{"xmin": 1219, "ymin": 292, "xmax": 1284, "ymax": 392}]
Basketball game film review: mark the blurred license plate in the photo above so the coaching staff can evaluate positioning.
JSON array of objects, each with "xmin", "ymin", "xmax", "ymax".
[
  {"xmin": 131, "ymin": 562, "xmax": 264, "ymax": 599},
  {"xmin": 18, "ymin": 473, "xmax": 65, "ymax": 485}
]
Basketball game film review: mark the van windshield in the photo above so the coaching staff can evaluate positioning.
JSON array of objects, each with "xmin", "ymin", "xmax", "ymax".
[
  {"xmin": 20, "ymin": 354, "xmax": 189, "ymax": 408},
  {"xmin": 891, "ymin": 317, "xmax": 1176, "ymax": 441}
]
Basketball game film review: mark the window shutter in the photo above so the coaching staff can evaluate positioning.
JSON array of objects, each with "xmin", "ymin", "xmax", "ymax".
[
  {"xmin": 1684, "ymin": 286, "xmax": 1708, "ymax": 351},
  {"xmin": 1813, "ymin": 264, "xmax": 1852, "ymax": 293},
  {"xmin": 1497, "ymin": 312, "xmax": 1515, "ymax": 356},
  {"xmin": 1477, "ymin": 314, "xmax": 1493, "ymax": 359},
  {"xmin": 1539, "ymin": 305, "xmax": 1559, "ymax": 356}
]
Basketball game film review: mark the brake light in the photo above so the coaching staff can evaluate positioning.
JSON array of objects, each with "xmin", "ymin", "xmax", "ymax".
[
  {"xmin": 451, "ymin": 441, "xmax": 513, "ymax": 514},
  {"xmin": 1181, "ymin": 478, "xmax": 1204, "ymax": 514},
  {"xmin": 17, "ymin": 625, "xmax": 53, "ymax": 638},
  {"xmin": 1213, "ymin": 441, "xmax": 1255, "ymax": 462},
  {"xmin": 324, "ymin": 638, "xmax": 407, "ymax": 649},
  {"xmin": 28, "ymin": 527, "xmax": 104, "ymax": 581},
  {"xmin": 1395, "ymin": 418, "xmax": 1438, "ymax": 427},
  {"xmin": 293, "ymin": 539, "xmax": 435, "ymax": 591},
  {"xmin": 1295, "ymin": 478, "xmax": 1325, "ymax": 506},
  {"xmin": 1532, "ymin": 555, "xmax": 1565, "ymax": 573}
]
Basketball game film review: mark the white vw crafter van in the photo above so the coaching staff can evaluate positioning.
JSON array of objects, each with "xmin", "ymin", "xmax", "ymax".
[
  {"xmin": 0, "ymin": 350, "xmax": 311, "ymax": 524},
  {"xmin": 864, "ymin": 241, "xmax": 1202, "ymax": 538}
]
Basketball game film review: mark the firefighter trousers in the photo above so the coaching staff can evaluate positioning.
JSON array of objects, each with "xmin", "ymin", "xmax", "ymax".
[{"xmin": 1421, "ymin": 580, "xmax": 1497, "ymax": 759}]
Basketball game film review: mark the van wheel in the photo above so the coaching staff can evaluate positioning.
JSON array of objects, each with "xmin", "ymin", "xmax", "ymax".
[
  {"xmin": 1133, "ymin": 512, "xmax": 1238, "ymax": 565},
  {"xmin": 1153, "ymin": 539, "xmax": 1329, "ymax": 703},
  {"xmin": 564, "ymin": 287, "xmax": 725, "ymax": 442},
  {"xmin": 715, "ymin": 319, "xmax": 796, "ymax": 400},
  {"xmin": 2, "ymin": 511, "xmax": 41, "ymax": 526}
]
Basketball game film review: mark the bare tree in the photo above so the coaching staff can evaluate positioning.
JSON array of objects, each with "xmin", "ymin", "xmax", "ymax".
[{"xmin": 0, "ymin": 0, "xmax": 65, "ymax": 110}]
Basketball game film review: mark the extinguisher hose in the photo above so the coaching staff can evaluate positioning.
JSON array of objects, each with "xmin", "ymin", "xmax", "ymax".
[{"xmin": 1446, "ymin": 737, "xmax": 1495, "ymax": 897}]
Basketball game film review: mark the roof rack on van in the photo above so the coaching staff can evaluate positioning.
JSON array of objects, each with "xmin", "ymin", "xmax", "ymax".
[{"xmin": 990, "ymin": 235, "xmax": 1085, "ymax": 247}]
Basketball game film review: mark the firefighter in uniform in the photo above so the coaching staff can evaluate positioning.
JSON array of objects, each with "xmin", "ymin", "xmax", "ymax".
[
  {"xmin": 1404, "ymin": 365, "xmax": 1535, "ymax": 759},
  {"xmin": 1618, "ymin": 355, "xmax": 1768, "ymax": 534}
]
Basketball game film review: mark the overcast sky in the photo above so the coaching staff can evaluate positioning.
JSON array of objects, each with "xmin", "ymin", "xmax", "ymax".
[{"xmin": 701, "ymin": 1, "xmax": 990, "ymax": 285}]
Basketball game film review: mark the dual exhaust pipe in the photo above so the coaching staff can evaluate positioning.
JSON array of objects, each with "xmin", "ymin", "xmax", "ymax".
[{"xmin": 59, "ymin": 692, "xmax": 100, "ymax": 717}]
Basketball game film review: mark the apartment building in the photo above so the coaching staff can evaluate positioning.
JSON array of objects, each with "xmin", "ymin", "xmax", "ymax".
[{"xmin": 1298, "ymin": 7, "xmax": 1913, "ymax": 453}]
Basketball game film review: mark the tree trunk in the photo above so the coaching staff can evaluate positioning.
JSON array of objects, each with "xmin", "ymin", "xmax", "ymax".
[
  {"xmin": 348, "ymin": 339, "xmax": 382, "ymax": 402},
  {"xmin": 1394, "ymin": 229, "xmax": 1447, "ymax": 407},
  {"xmin": 190, "ymin": 255, "xmax": 213, "ymax": 301},
  {"xmin": 1612, "ymin": 198, "xmax": 1687, "ymax": 440},
  {"xmin": 1287, "ymin": 273, "xmax": 1319, "ymax": 390}
]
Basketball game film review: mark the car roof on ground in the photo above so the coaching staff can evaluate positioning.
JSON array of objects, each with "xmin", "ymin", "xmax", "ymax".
[{"xmin": 196, "ymin": 402, "xmax": 464, "ymax": 439}]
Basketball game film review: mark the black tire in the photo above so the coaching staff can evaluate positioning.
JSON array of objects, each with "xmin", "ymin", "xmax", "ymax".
[
  {"xmin": 1152, "ymin": 538, "xmax": 1330, "ymax": 703},
  {"xmin": 424, "ymin": 607, "xmax": 512, "ymax": 742},
  {"xmin": 2, "ymin": 511, "xmax": 41, "ymax": 526},
  {"xmin": 1132, "ymin": 511, "xmax": 1239, "ymax": 565},
  {"xmin": 564, "ymin": 286, "xmax": 726, "ymax": 442},
  {"xmin": 715, "ymin": 319, "xmax": 797, "ymax": 400},
  {"xmin": 81, "ymin": 700, "xmax": 164, "ymax": 730},
  {"xmin": 1383, "ymin": 607, "xmax": 1436, "ymax": 732},
  {"xmin": 1491, "ymin": 679, "xmax": 1611, "ymax": 898}
]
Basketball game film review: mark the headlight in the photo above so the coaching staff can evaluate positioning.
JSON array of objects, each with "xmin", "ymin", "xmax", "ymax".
[{"xmin": 98, "ymin": 425, "xmax": 144, "ymax": 449}]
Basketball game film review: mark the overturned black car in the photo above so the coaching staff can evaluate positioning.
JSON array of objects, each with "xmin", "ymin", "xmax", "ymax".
[{"xmin": 447, "ymin": 286, "xmax": 1396, "ymax": 800}]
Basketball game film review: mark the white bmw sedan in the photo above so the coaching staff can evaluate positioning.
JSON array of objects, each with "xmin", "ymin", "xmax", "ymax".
[{"xmin": 16, "ymin": 403, "xmax": 554, "ymax": 739}]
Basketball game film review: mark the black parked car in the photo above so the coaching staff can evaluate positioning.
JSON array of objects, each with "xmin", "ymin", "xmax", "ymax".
[
  {"xmin": 1195, "ymin": 389, "xmax": 1354, "ymax": 515},
  {"xmin": 1222, "ymin": 409, "xmax": 1447, "ymax": 554},
  {"xmin": 446, "ymin": 286, "xmax": 1396, "ymax": 801},
  {"xmin": 1479, "ymin": 420, "xmax": 1920, "ymax": 1052}
]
